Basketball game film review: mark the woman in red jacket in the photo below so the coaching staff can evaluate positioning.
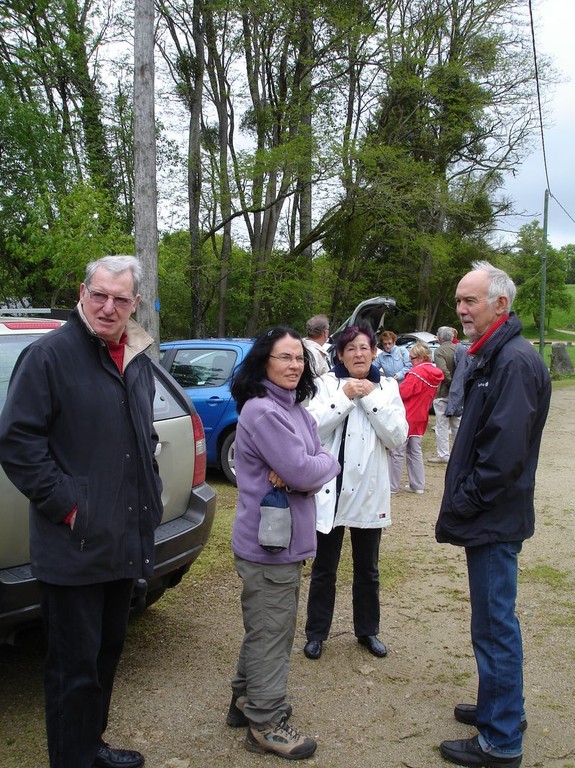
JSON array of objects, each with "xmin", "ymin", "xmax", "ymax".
[{"xmin": 388, "ymin": 342, "xmax": 443, "ymax": 494}]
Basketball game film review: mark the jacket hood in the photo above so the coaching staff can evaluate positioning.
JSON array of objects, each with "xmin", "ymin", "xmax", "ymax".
[{"xmin": 406, "ymin": 361, "xmax": 444, "ymax": 387}]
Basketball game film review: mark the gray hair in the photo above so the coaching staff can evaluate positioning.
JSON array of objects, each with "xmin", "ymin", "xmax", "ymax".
[
  {"xmin": 84, "ymin": 255, "xmax": 142, "ymax": 295},
  {"xmin": 471, "ymin": 260, "xmax": 516, "ymax": 310},
  {"xmin": 437, "ymin": 326, "xmax": 455, "ymax": 342},
  {"xmin": 306, "ymin": 314, "xmax": 330, "ymax": 338}
]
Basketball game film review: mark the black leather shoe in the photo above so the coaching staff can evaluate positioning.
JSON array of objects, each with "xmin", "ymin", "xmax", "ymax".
[
  {"xmin": 454, "ymin": 703, "xmax": 528, "ymax": 732},
  {"xmin": 94, "ymin": 742, "xmax": 144, "ymax": 768},
  {"xmin": 357, "ymin": 635, "xmax": 387, "ymax": 657},
  {"xmin": 303, "ymin": 639, "xmax": 323, "ymax": 659},
  {"xmin": 440, "ymin": 735, "xmax": 521, "ymax": 767}
]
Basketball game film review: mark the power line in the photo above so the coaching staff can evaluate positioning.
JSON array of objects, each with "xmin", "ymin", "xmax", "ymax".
[{"xmin": 528, "ymin": 0, "xmax": 575, "ymax": 228}]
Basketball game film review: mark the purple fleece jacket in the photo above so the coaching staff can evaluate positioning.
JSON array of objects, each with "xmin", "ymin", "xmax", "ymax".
[{"xmin": 231, "ymin": 380, "xmax": 340, "ymax": 564}]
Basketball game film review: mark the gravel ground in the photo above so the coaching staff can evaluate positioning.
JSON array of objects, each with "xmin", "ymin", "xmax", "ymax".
[{"xmin": 1, "ymin": 386, "xmax": 574, "ymax": 768}]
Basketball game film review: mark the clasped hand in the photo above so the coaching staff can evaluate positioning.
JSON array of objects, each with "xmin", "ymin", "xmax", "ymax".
[{"xmin": 343, "ymin": 378, "xmax": 374, "ymax": 399}]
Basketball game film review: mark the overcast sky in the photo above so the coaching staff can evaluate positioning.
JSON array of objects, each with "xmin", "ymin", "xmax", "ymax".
[{"xmin": 499, "ymin": 0, "xmax": 575, "ymax": 249}]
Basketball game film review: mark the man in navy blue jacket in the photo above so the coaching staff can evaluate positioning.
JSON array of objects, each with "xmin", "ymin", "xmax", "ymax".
[
  {"xmin": 436, "ymin": 261, "xmax": 551, "ymax": 768},
  {"xmin": 0, "ymin": 256, "xmax": 162, "ymax": 768}
]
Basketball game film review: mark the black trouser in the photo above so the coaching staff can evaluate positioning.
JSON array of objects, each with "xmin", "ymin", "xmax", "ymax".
[
  {"xmin": 39, "ymin": 578, "xmax": 134, "ymax": 768},
  {"xmin": 305, "ymin": 526, "xmax": 382, "ymax": 641}
]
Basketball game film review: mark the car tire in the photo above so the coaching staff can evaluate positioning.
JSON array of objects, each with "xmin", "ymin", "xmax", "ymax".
[{"xmin": 220, "ymin": 430, "xmax": 237, "ymax": 485}]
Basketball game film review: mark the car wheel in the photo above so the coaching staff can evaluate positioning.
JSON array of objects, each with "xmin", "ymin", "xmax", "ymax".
[{"xmin": 220, "ymin": 430, "xmax": 237, "ymax": 485}]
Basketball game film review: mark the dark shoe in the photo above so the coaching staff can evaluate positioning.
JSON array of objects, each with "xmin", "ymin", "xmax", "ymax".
[
  {"xmin": 454, "ymin": 703, "xmax": 528, "ymax": 732},
  {"xmin": 357, "ymin": 635, "xmax": 387, "ymax": 657},
  {"xmin": 245, "ymin": 717, "xmax": 317, "ymax": 760},
  {"xmin": 303, "ymin": 639, "xmax": 323, "ymax": 659},
  {"xmin": 94, "ymin": 742, "xmax": 144, "ymax": 768},
  {"xmin": 227, "ymin": 693, "xmax": 293, "ymax": 727},
  {"xmin": 440, "ymin": 735, "xmax": 522, "ymax": 767}
]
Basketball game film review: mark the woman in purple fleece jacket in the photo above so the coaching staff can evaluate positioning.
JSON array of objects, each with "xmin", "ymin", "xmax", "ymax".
[{"xmin": 226, "ymin": 327, "xmax": 340, "ymax": 761}]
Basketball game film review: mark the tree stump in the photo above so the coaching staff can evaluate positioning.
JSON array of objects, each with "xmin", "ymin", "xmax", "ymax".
[{"xmin": 550, "ymin": 343, "xmax": 574, "ymax": 375}]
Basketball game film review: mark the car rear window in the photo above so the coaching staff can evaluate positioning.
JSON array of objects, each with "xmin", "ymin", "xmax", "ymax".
[
  {"xmin": 153, "ymin": 375, "xmax": 190, "ymax": 422},
  {"xmin": 0, "ymin": 333, "xmax": 187, "ymax": 423},
  {"xmin": 0, "ymin": 334, "xmax": 43, "ymax": 410},
  {"xmin": 169, "ymin": 348, "xmax": 237, "ymax": 388}
]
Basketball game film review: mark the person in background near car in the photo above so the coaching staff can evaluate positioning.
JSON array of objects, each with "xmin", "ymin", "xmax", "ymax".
[
  {"xmin": 444, "ymin": 340, "xmax": 469, "ymax": 423},
  {"xmin": 388, "ymin": 342, "xmax": 444, "ymax": 494},
  {"xmin": 0, "ymin": 256, "xmax": 162, "ymax": 768},
  {"xmin": 436, "ymin": 261, "xmax": 551, "ymax": 768},
  {"xmin": 302, "ymin": 314, "xmax": 331, "ymax": 377},
  {"xmin": 227, "ymin": 327, "xmax": 339, "ymax": 761},
  {"xmin": 374, "ymin": 330, "xmax": 412, "ymax": 381},
  {"xmin": 303, "ymin": 324, "xmax": 407, "ymax": 662},
  {"xmin": 429, "ymin": 327, "xmax": 461, "ymax": 464}
]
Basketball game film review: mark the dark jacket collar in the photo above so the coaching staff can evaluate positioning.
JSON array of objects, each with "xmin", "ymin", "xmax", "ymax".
[{"xmin": 332, "ymin": 361, "xmax": 381, "ymax": 383}]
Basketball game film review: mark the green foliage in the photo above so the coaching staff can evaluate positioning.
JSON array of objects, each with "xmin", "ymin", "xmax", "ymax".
[{"xmin": 509, "ymin": 221, "xmax": 572, "ymax": 329}]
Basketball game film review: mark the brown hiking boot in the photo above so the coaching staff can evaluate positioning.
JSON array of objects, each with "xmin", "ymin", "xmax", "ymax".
[{"xmin": 245, "ymin": 717, "xmax": 317, "ymax": 760}]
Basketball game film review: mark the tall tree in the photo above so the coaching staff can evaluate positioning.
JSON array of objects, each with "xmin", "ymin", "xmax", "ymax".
[{"xmin": 134, "ymin": 0, "xmax": 160, "ymax": 350}]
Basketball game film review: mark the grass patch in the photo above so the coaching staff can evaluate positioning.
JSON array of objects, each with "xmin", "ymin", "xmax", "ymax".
[
  {"xmin": 190, "ymin": 472, "xmax": 411, "ymax": 592},
  {"xmin": 519, "ymin": 563, "xmax": 569, "ymax": 589}
]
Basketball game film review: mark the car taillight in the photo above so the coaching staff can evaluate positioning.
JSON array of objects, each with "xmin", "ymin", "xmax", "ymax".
[
  {"xmin": 191, "ymin": 413, "xmax": 207, "ymax": 486},
  {"xmin": 2, "ymin": 321, "xmax": 62, "ymax": 329}
]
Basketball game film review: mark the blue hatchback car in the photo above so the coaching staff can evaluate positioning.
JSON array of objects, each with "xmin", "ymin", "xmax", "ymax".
[{"xmin": 160, "ymin": 339, "xmax": 254, "ymax": 483}]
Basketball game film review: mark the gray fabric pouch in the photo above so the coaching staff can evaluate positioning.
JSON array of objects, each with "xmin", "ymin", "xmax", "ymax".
[{"xmin": 258, "ymin": 487, "xmax": 292, "ymax": 552}]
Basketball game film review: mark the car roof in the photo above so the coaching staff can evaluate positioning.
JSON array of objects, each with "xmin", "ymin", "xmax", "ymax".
[
  {"xmin": 396, "ymin": 331, "xmax": 438, "ymax": 345},
  {"xmin": 160, "ymin": 338, "xmax": 254, "ymax": 348}
]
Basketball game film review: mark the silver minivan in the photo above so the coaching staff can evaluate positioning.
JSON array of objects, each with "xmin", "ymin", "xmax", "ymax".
[{"xmin": 0, "ymin": 314, "xmax": 217, "ymax": 644}]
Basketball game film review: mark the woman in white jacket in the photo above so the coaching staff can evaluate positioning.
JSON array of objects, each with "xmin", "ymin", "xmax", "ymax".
[{"xmin": 303, "ymin": 324, "xmax": 408, "ymax": 660}]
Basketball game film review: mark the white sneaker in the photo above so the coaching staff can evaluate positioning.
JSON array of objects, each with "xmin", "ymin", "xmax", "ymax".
[
  {"xmin": 404, "ymin": 485, "xmax": 424, "ymax": 494},
  {"xmin": 428, "ymin": 456, "xmax": 448, "ymax": 464}
]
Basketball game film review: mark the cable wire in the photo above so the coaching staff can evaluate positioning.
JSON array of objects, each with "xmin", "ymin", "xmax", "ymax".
[{"xmin": 528, "ymin": 0, "xmax": 575, "ymax": 227}]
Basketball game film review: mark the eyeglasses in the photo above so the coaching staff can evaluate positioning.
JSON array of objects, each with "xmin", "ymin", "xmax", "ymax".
[
  {"xmin": 269, "ymin": 353, "xmax": 306, "ymax": 365},
  {"xmin": 85, "ymin": 287, "xmax": 135, "ymax": 310}
]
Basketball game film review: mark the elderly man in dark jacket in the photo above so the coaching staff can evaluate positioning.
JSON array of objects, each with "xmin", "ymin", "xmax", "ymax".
[
  {"xmin": 429, "ymin": 326, "xmax": 460, "ymax": 463},
  {"xmin": 436, "ymin": 261, "xmax": 550, "ymax": 768},
  {"xmin": 0, "ymin": 255, "xmax": 162, "ymax": 768}
]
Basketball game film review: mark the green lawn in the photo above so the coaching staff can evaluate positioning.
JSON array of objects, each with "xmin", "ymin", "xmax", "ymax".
[
  {"xmin": 519, "ymin": 284, "xmax": 575, "ymax": 341},
  {"xmin": 518, "ymin": 284, "xmax": 575, "ymax": 370}
]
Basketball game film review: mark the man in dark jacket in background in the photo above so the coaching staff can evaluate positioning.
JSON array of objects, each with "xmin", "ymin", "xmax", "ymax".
[
  {"xmin": 436, "ymin": 261, "xmax": 551, "ymax": 768},
  {"xmin": 429, "ymin": 326, "xmax": 460, "ymax": 463},
  {"xmin": 0, "ymin": 255, "xmax": 163, "ymax": 768}
]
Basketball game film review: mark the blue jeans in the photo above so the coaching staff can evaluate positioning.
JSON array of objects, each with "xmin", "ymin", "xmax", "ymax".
[{"xmin": 466, "ymin": 542, "xmax": 524, "ymax": 758}]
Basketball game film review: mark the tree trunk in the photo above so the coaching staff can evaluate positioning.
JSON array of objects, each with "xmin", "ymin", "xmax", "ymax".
[{"xmin": 134, "ymin": 0, "xmax": 159, "ymax": 355}]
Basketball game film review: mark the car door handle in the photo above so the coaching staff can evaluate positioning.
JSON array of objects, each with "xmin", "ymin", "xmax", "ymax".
[{"xmin": 207, "ymin": 397, "xmax": 225, "ymax": 404}]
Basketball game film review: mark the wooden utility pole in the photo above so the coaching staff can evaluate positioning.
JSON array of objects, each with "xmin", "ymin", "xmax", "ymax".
[
  {"xmin": 538, "ymin": 188, "xmax": 549, "ymax": 358},
  {"xmin": 134, "ymin": 0, "xmax": 159, "ymax": 357}
]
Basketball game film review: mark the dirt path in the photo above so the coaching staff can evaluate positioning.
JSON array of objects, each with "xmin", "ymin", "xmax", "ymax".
[{"xmin": 1, "ymin": 387, "xmax": 574, "ymax": 768}]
